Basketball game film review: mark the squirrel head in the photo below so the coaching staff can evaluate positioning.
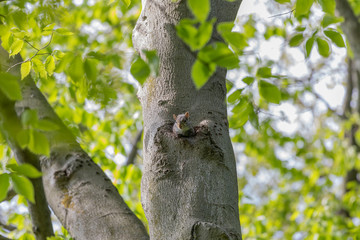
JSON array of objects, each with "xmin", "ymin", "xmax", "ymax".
[{"xmin": 173, "ymin": 112, "xmax": 190, "ymax": 128}]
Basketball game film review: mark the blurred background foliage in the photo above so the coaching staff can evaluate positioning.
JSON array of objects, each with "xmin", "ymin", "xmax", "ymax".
[{"xmin": 0, "ymin": 0, "xmax": 359, "ymax": 239}]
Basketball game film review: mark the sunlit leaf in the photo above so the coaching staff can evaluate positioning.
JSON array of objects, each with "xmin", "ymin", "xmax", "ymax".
[
  {"xmin": 9, "ymin": 39, "xmax": 24, "ymax": 56},
  {"xmin": 0, "ymin": 72, "xmax": 22, "ymax": 100},
  {"xmin": 43, "ymin": 23, "xmax": 56, "ymax": 31},
  {"xmin": 32, "ymin": 58, "xmax": 47, "ymax": 79},
  {"xmin": 198, "ymin": 42, "xmax": 239, "ymax": 69},
  {"xmin": 305, "ymin": 36, "xmax": 315, "ymax": 58},
  {"xmin": 258, "ymin": 80, "xmax": 281, "ymax": 104},
  {"xmin": 21, "ymin": 110, "xmax": 38, "ymax": 128},
  {"xmin": 28, "ymin": 130, "xmax": 50, "ymax": 156},
  {"xmin": 324, "ymin": 30, "xmax": 345, "ymax": 48},
  {"xmin": 17, "ymin": 129, "xmax": 30, "ymax": 149},
  {"xmin": 36, "ymin": 119, "xmax": 59, "ymax": 131},
  {"xmin": 143, "ymin": 50, "xmax": 160, "ymax": 77},
  {"xmin": 318, "ymin": 0, "xmax": 335, "ymax": 15},
  {"xmin": 0, "ymin": 174, "xmax": 10, "ymax": 202},
  {"xmin": 21, "ymin": 61, "xmax": 31, "ymax": 80},
  {"xmin": 84, "ymin": 58, "xmax": 98, "ymax": 82},
  {"xmin": 192, "ymin": 59, "xmax": 216, "ymax": 89},
  {"xmin": 295, "ymin": 0, "xmax": 314, "ymax": 17},
  {"xmin": 316, "ymin": 37, "xmax": 331, "ymax": 57},
  {"xmin": 242, "ymin": 76, "xmax": 255, "ymax": 85},
  {"xmin": 130, "ymin": 57, "xmax": 150, "ymax": 85},
  {"xmin": 228, "ymin": 89, "xmax": 243, "ymax": 103},
  {"xmin": 289, "ymin": 33, "xmax": 304, "ymax": 47},
  {"xmin": 55, "ymin": 28, "xmax": 73, "ymax": 35},
  {"xmin": 68, "ymin": 55, "xmax": 84, "ymax": 81},
  {"xmin": 256, "ymin": 67, "xmax": 272, "ymax": 78},
  {"xmin": 7, "ymin": 164, "xmax": 42, "ymax": 178},
  {"xmin": 187, "ymin": 0, "xmax": 210, "ymax": 21},
  {"xmin": 322, "ymin": 14, "xmax": 343, "ymax": 28},
  {"xmin": 45, "ymin": 55, "xmax": 56, "ymax": 76},
  {"xmin": 10, "ymin": 174, "xmax": 35, "ymax": 203}
]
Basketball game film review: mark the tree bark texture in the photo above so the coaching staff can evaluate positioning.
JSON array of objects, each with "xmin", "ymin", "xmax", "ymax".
[
  {"xmin": 0, "ymin": 49, "xmax": 54, "ymax": 240},
  {"xmin": 336, "ymin": 0, "xmax": 360, "ymax": 70},
  {"xmin": 133, "ymin": 0, "xmax": 242, "ymax": 239},
  {"xmin": 0, "ymin": 47, "xmax": 149, "ymax": 240}
]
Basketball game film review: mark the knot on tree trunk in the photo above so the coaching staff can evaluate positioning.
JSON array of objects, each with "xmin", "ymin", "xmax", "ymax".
[{"xmin": 191, "ymin": 221, "xmax": 242, "ymax": 240}]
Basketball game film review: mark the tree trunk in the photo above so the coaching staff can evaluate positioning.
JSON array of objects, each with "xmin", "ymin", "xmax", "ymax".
[
  {"xmin": 336, "ymin": 0, "xmax": 360, "ymax": 217},
  {"xmin": 336, "ymin": 0, "xmax": 360, "ymax": 70},
  {"xmin": 133, "ymin": 0, "xmax": 242, "ymax": 239}
]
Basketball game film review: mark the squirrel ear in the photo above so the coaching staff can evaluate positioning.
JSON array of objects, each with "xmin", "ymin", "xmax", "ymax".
[
  {"xmin": 173, "ymin": 114, "xmax": 177, "ymax": 120},
  {"xmin": 185, "ymin": 112, "xmax": 189, "ymax": 118}
]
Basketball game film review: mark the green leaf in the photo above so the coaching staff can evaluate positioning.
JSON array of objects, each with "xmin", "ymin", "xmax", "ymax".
[
  {"xmin": 195, "ymin": 20, "xmax": 215, "ymax": 49},
  {"xmin": 143, "ymin": 50, "xmax": 160, "ymax": 77},
  {"xmin": 295, "ymin": 26, "xmax": 306, "ymax": 32},
  {"xmin": 36, "ymin": 119, "xmax": 59, "ymax": 131},
  {"xmin": 324, "ymin": 30, "xmax": 345, "ymax": 48},
  {"xmin": 32, "ymin": 58, "xmax": 47, "ymax": 79},
  {"xmin": 17, "ymin": 129, "xmax": 30, "ymax": 149},
  {"xmin": 122, "ymin": 0, "xmax": 131, "ymax": 7},
  {"xmin": 7, "ymin": 164, "xmax": 42, "ymax": 178},
  {"xmin": 21, "ymin": 61, "xmax": 31, "ymax": 80},
  {"xmin": 55, "ymin": 28, "xmax": 73, "ymax": 35},
  {"xmin": 289, "ymin": 33, "xmax": 304, "ymax": 47},
  {"xmin": 249, "ymin": 105, "xmax": 259, "ymax": 130},
  {"xmin": 45, "ymin": 55, "xmax": 56, "ymax": 76},
  {"xmin": 258, "ymin": 80, "xmax": 281, "ymax": 104},
  {"xmin": 176, "ymin": 19, "xmax": 198, "ymax": 49},
  {"xmin": 84, "ymin": 58, "xmax": 98, "ymax": 82},
  {"xmin": 316, "ymin": 37, "xmax": 331, "ymax": 57},
  {"xmin": 130, "ymin": 57, "xmax": 150, "ymax": 85},
  {"xmin": 43, "ymin": 23, "xmax": 56, "ymax": 31},
  {"xmin": 12, "ymin": 11, "xmax": 28, "ymax": 30},
  {"xmin": 0, "ymin": 174, "xmax": 10, "ymax": 202},
  {"xmin": 242, "ymin": 76, "xmax": 255, "ymax": 85},
  {"xmin": 9, "ymin": 39, "xmax": 24, "ymax": 56},
  {"xmin": 295, "ymin": 0, "xmax": 314, "ymax": 17},
  {"xmin": 305, "ymin": 36, "xmax": 315, "ymax": 58},
  {"xmin": 0, "ymin": 72, "xmax": 22, "ymax": 100},
  {"xmin": 275, "ymin": 0, "xmax": 290, "ymax": 3},
  {"xmin": 10, "ymin": 174, "xmax": 35, "ymax": 203},
  {"xmin": 176, "ymin": 19, "xmax": 214, "ymax": 50},
  {"xmin": 221, "ymin": 32, "xmax": 248, "ymax": 53},
  {"xmin": 318, "ymin": 0, "xmax": 335, "ymax": 15},
  {"xmin": 256, "ymin": 67, "xmax": 272, "ymax": 78},
  {"xmin": 217, "ymin": 22, "xmax": 235, "ymax": 33},
  {"xmin": 28, "ymin": 130, "xmax": 50, "ymax": 156},
  {"xmin": 187, "ymin": 0, "xmax": 210, "ymax": 21},
  {"xmin": 228, "ymin": 89, "xmax": 243, "ymax": 104},
  {"xmin": 198, "ymin": 42, "xmax": 239, "ymax": 69},
  {"xmin": 192, "ymin": 59, "xmax": 216, "ymax": 89},
  {"xmin": 21, "ymin": 109, "xmax": 38, "ymax": 128},
  {"xmin": 68, "ymin": 55, "xmax": 84, "ymax": 81},
  {"xmin": 322, "ymin": 14, "xmax": 343, "ymax": 28},
  {"xmin": 231, "ymin": 97, "xmax": 251, "ymax": 128}
]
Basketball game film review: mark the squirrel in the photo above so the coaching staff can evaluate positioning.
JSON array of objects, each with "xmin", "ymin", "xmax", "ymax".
[{"xmin": 173, "ymin": 112, "xmax": 195, "ymax": 137}]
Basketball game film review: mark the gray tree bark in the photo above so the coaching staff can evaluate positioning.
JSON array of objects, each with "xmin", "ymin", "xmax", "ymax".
[
  {"xmin": 133, "ymin": 0, "xmax": 242, "ymax": 239},
  {"xmin": 336, "ymin": 0, "xmax": 360, "ymax": 70},
  {"xmin": 335, "ymin": 0, "xmax": 360, "ymax": 218},
  {"xmin": 0, "ymin": 47, "xmax": 149, "ymax": 240}
]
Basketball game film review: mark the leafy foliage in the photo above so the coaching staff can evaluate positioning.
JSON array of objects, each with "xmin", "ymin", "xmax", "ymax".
[{"xmin": 0, "ymin": 0, "xmax": 359, "ymax": 239}]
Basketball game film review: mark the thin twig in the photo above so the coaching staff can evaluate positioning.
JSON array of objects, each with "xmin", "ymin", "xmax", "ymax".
[
  {"xmin": 6, "ymin": 32, "xmax": 54, "ymax": 72},
  {"xmin": 24, "ymin": 39, "xmax": 39, "ymax": 51},
  {"xmin": 268, "ymin": 9, "xmax": 295, "ymax": 19}
]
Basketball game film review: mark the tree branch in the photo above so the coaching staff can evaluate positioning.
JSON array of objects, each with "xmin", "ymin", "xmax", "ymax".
[
  {"xmin": 126, "ymin": 129, "xmax": 143, "ymax": 166},
  {"xmin": 0, "ymin": 80, "xmax": 54, "ymax": 240},
  {"xmin": 0, "ymin": 44, "xmax": 149, "ymax": 240}
]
